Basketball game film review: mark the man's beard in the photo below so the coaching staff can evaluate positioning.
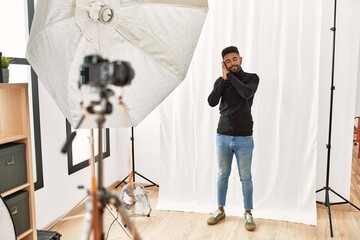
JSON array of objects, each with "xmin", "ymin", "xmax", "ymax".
[{"xmin": 230, "ymin": 65, "xmax": 241, "ymax": 73}]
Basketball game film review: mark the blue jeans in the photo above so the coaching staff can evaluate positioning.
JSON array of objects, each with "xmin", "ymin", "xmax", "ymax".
[{"xmin": 216, "ymin": 134, "xmax": 254, "ymax": 210}]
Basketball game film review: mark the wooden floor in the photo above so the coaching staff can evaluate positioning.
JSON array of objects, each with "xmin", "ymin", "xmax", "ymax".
[
  {"xmin": 350, "ymin": 141, "xmax": 360, "ymax": 208},
  {"xmin": 47, "ymin": 146, "xmax": 360, "ymax": 240}
]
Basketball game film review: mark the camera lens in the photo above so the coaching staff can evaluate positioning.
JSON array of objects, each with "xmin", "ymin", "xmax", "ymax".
[{"xmin": 112, "ymin": 61, "xmax": 134, "ymax": 87}]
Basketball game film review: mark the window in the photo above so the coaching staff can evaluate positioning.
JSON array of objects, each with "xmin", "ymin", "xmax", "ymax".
[{"xmin": 66, "ymin": 120, "xmax": 110, "ymax": 174}]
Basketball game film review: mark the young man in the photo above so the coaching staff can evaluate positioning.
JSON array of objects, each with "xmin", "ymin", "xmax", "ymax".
[{"xmin": 207, "ymin": 46, "xmax": 259, "ymax": 231}]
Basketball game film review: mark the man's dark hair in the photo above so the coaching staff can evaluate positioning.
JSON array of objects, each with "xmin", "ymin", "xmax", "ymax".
[{"xmin": 221, "ymin": 46, "xmax": 239, "ymax": 58}]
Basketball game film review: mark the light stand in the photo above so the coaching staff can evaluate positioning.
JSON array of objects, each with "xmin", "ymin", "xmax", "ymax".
[
  {"xmin": 116, "ymin": 127, "xmax": 159, "ymax": 188},
  {"xmin": 316, "ymin": 0, "xmax": 360, "ymax": 237}
]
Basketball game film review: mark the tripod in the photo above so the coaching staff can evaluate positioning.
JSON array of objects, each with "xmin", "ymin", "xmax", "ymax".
[
  {"xmin": 315, "ymin": 0, "xmax": 360, "ymax": 237},
  {"xmin": 62, "ymin": 87, "xmax": 141, "ymax": 240},
  {"xmin": 116, "ymin": 127, "xmax": 159, "ymax": 188}
]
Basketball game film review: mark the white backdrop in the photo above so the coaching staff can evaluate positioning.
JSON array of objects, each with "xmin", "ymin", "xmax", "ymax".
[{"xmin": 156, "ymin": 0, "xmax": 360, "ymax": 225}]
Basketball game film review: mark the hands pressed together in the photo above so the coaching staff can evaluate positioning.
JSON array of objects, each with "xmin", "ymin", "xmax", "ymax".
[{"xmin": 222, "ymin": 61, "xmax": 229, "ymax": 81}]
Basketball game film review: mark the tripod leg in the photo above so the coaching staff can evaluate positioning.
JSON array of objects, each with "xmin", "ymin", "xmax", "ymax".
[
  {"xmin": 325, "ymin": 189, "xmax": 334, "ymax": 237},
  {"xmin": 105, "ymin": 205, "xmax": 131, "ymax": 238},
  {"xmin": 330, "ymin": 189, "xmax": 360, "ymax": 211},
  {"xmin": 134, "ymin": 171, "xmax": 159, "ymax": 187},
  {"xmin": 316, "ymin": 187, "xmax": 326, "ymax": 193},
  {"xmin": 115, "ymin": 172, "xmax": 133, "ymax": 188},
  {"xmin": 106, "ymin": 191, "xmax": 142, "ymax": 240}
]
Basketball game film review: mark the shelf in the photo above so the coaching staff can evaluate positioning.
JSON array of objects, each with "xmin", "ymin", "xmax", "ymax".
[
  {"xmin": 18, "ymin": 229, "xmax": 34, "ymax": 240},
  {"xmin": 0, "ymin": 83, "xmax": 28, "ymax": 89},
  {"xmin": 0, "ymin": 183, "xmax": 31, "ymax": 198},
  {"xmin": 0, "ymin": 134, "xmax": 27, "ymax": 145},
  {"xmin": 0, "ymin": 83, "xmax": 37, "ymax": 240}
]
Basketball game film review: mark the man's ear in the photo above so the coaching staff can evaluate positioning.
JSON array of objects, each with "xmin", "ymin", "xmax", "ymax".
[{"xmin": 239, "ymin": 57, "xmax": 243, "ymax": 65}]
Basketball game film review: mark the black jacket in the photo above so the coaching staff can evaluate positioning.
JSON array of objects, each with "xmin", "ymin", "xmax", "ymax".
[{"xmin": 208, "ymin": 69, "xmax": 259, "ymax": 136}]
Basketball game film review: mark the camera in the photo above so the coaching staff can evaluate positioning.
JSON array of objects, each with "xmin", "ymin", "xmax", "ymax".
[{"xmin": 80, "ymin": 55, "xmax": 134, "ymax": 87}]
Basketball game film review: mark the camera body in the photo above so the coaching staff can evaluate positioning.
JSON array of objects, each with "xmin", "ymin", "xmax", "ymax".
[{"xmin": 80, "ymin": 55, "xmax": 134, "ymax": 87}]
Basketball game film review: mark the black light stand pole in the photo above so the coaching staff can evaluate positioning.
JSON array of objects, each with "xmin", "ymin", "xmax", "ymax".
[
  {"xmin": 316, "ymin": 0, "xmax": 360, "ymax": 237},
  {"xmin": 97, "ymin": 114, "xmax": 105, "ymax": 240},
  {"xmin": 116, "ymin": 127, "xmax": 159, "ymax": 188}
]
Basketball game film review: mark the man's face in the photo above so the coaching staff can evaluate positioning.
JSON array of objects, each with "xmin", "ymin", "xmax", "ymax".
[{"xmin": 223, "ymin": 52, "xmax": 242, "ymax": 73}]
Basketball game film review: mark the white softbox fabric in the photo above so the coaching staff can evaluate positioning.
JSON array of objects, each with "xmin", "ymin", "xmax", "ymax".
[{"xmin": 26, "ymin": 0, "xmax": 208, "ymax": 128}]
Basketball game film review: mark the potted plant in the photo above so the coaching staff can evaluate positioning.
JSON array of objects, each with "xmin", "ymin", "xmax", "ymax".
[{"xmin": 1, "ymin": 55, "xmax": 14, "ymax": 83}]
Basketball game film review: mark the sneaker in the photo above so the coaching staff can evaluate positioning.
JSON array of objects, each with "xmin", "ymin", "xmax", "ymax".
[
  {"xmin": 207, "ymin": 209, "xmax": 225, "ymax": 225},
  {"xmin": 244, "ymin": 212, "xmax": 256, "ymax": 231}
]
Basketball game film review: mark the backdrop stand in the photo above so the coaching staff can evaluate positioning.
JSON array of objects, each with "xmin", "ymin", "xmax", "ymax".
[
  {"xmin": 116, "ymin": 127, "xmax": 159, "ymax": 189},
  {"xmin": 316, "ymin": 0, "xmax": 360, "ymax": 237}
]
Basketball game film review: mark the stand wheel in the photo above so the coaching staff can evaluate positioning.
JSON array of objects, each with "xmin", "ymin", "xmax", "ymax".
[{"xmin": 147, "ymin": 214, "xmax": 150, "ymax": 217}]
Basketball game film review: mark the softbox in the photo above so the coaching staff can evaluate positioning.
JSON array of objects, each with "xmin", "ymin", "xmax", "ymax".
[{"xmin": 26, "ymin": 0, "xmax": 208, "ymax": 128}]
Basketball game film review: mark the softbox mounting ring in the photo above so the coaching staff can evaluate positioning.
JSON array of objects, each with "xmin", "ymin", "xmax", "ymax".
[{"xmin": 88, "ymin": 1, "xmax": 114, "ymax": 24}]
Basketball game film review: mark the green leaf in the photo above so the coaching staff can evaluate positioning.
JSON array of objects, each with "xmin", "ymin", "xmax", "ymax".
[{"xmin": 1, "ymin": 56, "xmax": 14, "ymax": 69}]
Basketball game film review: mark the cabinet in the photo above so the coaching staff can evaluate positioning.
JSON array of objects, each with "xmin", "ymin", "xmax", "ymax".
[{"xmin": 0, "ymin": 83, "xmax": 37, "ymax": 240}]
